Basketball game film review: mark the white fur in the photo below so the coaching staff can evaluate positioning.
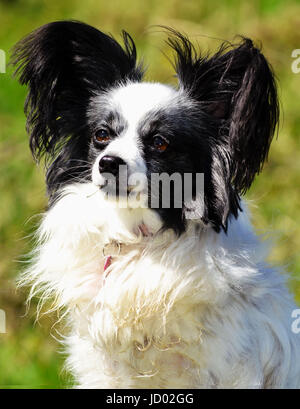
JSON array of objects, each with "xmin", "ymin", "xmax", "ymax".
[{"xmin": 20, "ymin": 182, "xmax": 300, "ymax": 388}]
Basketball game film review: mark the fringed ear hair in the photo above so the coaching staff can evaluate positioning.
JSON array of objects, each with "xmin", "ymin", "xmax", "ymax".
[
  {"xmin": 11, "ymin": 20, "xmax": 143, "ymax": 195},
  {"xmin": 12, "ymin": 20, "xmax": 143, "ymax": 161},
  {"xmin": 11, "ymin": 20, "xmax": 143, "ymax": 161},
  {"xmin": 167, "ymin": 30, "xmax": 279, "ymax": 231}
]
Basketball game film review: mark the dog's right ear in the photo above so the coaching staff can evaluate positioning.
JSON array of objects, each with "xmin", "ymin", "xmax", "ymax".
[
  {"xmin": 11, "ymin": 20, "xmax": 143, "ymax": 161},
  {"xmin": 167, "ymin": 30, "xmax": 278, "ymax": 232}
]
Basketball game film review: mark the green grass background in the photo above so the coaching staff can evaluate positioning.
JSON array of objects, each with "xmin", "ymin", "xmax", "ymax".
[{"xmin": 0, "ymin": 0, "xmax": 299, "ymax": 388}]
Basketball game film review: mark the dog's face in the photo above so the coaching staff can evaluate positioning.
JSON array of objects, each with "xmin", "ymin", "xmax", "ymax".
[
  {"xmin": 89, "ymin": 82, "xmax": 178, "ymax": 199},
  {"xmin": 12, "ymin": 21, "xmax": 279, "ymax": 234},
  {"xmin": 88, "ymin": 82, "xmax": 212, "ymax": 233}
]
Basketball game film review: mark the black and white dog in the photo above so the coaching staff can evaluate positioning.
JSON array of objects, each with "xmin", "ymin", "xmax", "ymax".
[{"xmin": 13, "ymin": 21, "xmax": 300, "ymax": 388}]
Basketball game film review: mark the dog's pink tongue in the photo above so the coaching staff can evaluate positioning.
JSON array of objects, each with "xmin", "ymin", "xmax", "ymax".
[
  {"xmin": 139, "ymin": 223, "xmax": 150, "ymax": 237},
  {"xmin": 103, "ymin": 256, "xmax": 112, "ymax": 272}
]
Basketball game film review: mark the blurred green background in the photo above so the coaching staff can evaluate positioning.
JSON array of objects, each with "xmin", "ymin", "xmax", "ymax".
[{"xmin": 0, "ymin": 0, "xmax": 299, "ymax": 388}]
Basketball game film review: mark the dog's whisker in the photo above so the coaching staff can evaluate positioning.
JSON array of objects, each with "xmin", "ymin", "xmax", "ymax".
[{"xmin": 86, "ymin": 189, "xmax": 99, "ymax": 198}]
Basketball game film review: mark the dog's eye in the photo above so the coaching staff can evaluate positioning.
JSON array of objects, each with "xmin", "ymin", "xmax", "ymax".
[
  {"xmin": 153, "ymin": 136, "xmax": 169, "ymax": 152},
  {"xmin": 94, "ymin": 129, "xmax": 110, "ymax": 144}
]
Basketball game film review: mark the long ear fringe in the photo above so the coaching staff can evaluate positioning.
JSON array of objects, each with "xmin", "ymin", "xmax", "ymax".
[
  {"xmin": 166, "ymin": 29, "xmax": 279, "ymax": 231},
  {"xmin": 11, "ymin": 21, "xmax": 143, "ymax": 163},
  {"xmin": 166, "ymin": 30, "xmax": 279, "ymax": 193},
  {"xmin": 165, "ymin": 28, "xmax": 234, "ymax": 101},
  {"xmin": 228, "ymin": 42, "xmax": 279, "ymax": 193}
]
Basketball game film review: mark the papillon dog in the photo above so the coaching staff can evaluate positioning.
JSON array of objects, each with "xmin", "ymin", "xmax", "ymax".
[{"xmin": 12, "ymin": 21, "xmax": 300, "ymax": 388}]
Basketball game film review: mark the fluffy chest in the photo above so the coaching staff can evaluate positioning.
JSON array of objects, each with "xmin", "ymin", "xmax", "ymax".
[{"xmin": 70, "ymin": 247, "xmax": 211, "ymax": 387}]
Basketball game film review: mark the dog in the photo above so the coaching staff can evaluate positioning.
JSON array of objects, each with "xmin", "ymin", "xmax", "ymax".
[{"xmin": 12, "ymin": 20, "xmax": 300, "ymax": 388}]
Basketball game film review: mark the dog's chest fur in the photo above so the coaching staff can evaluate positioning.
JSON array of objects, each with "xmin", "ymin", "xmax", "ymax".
[
  {"xmin": 67, "ymin": 235, "xmax": 209, "ymax": 388},
  {"xmin": 21, "ymin": 185, "xmax": 300, "ymax": 388},
  {"xmin": 65, "ymin": 237, "xmax": 296, "ymax": 389},
  {"xmin": 65, "ymin": 221, "xmax": 299, "ymax": 387}
]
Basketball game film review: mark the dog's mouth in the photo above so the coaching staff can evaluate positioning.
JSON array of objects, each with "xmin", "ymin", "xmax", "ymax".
[
  {"xmin": 99, "ymin": 178, "xmax": 138, "ymax": 197},
  {"xmin": 99, "ymin": 179, "xmax": 108, "ymax": 190}
]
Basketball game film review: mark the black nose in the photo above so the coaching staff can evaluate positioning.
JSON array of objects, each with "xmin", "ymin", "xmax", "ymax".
[{"xmin": 99, "ymin": 155, "xmax": 126, "ymax": 176}]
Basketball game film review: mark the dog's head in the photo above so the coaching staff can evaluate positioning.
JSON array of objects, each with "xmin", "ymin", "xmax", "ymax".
[{"xmin": 12, "ymin": 21, "xmax": 279, "ymax": 234}]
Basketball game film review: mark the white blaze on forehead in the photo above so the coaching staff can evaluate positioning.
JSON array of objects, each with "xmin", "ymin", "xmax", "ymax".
[{"xmin": 110, "ymin": 82, "xmax": 177, "ymax": 127}]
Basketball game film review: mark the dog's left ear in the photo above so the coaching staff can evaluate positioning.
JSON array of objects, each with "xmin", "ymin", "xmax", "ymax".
[
  {"xmin": 11, "ymin": 20, "xmax": 143, "ymax": 162},
  {"xmin": 11, "ymin": 21, "xmax": 143, "ymax": 197},
  {"xmin": 168, "ymin": 32, "xmax": 279, "ymax": 231}
]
